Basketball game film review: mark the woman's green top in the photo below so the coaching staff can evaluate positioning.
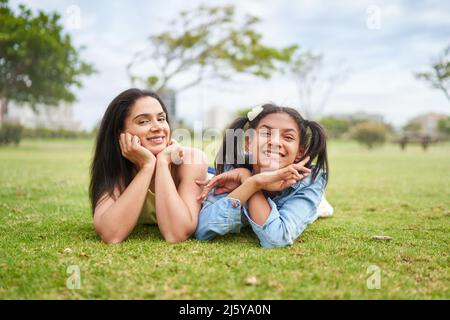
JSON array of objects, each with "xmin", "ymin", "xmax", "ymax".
[{"xmin": 137, "ymin": 164, "xmax": 179, "ymax": 225}]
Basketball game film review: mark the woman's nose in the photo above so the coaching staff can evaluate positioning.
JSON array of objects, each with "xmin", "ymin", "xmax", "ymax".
[{"xmin": 150, "ymin": 122, "xmax": 163, "ymax": 131}]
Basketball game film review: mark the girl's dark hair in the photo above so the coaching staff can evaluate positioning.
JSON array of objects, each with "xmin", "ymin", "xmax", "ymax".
[
  {"xmin": 89, "ymin": 88, "xmax": 169, "ymax": 213},
  {"xmin": 215, "ymin": 103, "xmax": 328, "ymax": 183}
]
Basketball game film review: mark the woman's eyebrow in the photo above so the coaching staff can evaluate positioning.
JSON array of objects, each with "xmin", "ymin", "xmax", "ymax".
[{"xmin": 132, "ymin": 112, "xmax": 165, "ymax": 120}]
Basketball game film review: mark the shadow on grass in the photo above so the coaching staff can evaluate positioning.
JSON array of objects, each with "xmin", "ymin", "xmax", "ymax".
[
  {"xmin": 72, "ymin": 223, "xmax": 164, "ymax": 243},
  {"xmin": 128, "ymin": 224, "xmax": 164, "ymax": 242},
  {"xmin": 131, "ymin": 224, "xmax": 261, "ymax": 247},
  {"xmin": 73, "ymin": 220, "xmax": 260, "ymax": 248}
]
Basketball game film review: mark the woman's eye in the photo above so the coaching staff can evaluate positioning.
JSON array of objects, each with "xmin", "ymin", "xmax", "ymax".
[
  {"xmin": 139, "ymin": 120, "xmax": 149, "ymax": 125},
  {"xmin": 285, "ymin": 136, "xmax": 294, "ymax": 141},
  {"xmin": 158, "ymin": 118, "xmax": 166, "ymax": 122}
]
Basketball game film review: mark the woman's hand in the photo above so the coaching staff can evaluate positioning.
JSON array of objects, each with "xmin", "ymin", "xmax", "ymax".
[
  {"xmin": 195, "ymin": 168, "xmax": 252, "ymax": 201},
  {"xmin": 253, "ymin": 156, "xmax": 311, "ymax": 192},
  {"xmin": 156, "ymin": 139, "xmax": 184, "ymax": 166},
  {"xmin": 119, "ymin": 132, "xmax": 156, "ymax": 170}
]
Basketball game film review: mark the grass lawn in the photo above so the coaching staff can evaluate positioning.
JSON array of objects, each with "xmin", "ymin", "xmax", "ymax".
[{"xmin": 0, "ymin": 138, "xmax": 449, "ymax": 299}]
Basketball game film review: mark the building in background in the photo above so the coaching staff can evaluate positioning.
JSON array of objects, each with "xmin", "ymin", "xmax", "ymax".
[
  {"xmin": 205, "ymin": 106, "xmax": 234, "ymax": 131},
  {"xmin": 6, "ymin": 102, "xmax": 80, "ymax": 131},
  {"xmin": 408, "ymin": 112, "xmax": 448, "ymax": 137},
  {"xmin": 330, "ymin": 111, "xmax": 384, "ymax": 123},
  {"xmin": 159, "ymin": 88, "xmax": 177, "ymax": 125}
]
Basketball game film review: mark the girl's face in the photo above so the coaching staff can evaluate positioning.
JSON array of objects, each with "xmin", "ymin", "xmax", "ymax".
[
  {"xmin": 123, "ymin": 96, "xmax": 170, "ymax": 155},
  {"xmin": 249, "ymin": 113, "xmax": 303, "ymax": 172}
]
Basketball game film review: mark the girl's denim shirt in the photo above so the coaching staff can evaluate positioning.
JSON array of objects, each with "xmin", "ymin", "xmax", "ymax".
[{"xmin": 195, "ymin": 165, "xmax": 326, "ymax": 248}]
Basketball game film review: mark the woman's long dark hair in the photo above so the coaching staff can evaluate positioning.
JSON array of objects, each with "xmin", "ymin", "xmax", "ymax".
[
  {"xmin": 89, "ymin": 88, "xmax": 169, "ymax": 213},
  {"xmin": 215, "ymin": 103, "xmax": 328, "ymax": 183}
]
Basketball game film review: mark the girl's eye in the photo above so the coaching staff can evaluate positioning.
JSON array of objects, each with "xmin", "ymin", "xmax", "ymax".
[
  {"xmin": 139, "ymin": 120, "xmax": 150, "ymax": 125},
  {"xmin": 285, "ymin": 136, "xmax": 295, "ymax": 141},
  {"xmin": 158, "ymin": 118, "xmax": 166, "ymax": 122}
]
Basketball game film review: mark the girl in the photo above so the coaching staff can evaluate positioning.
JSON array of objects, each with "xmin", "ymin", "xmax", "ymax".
[
  {"xmin": 89, "ymin": 88, "xmax": 208, "ymax": 244},
  {"xmin": 195, "ymin": 103, "xmax": 329, "ymax": 248}
]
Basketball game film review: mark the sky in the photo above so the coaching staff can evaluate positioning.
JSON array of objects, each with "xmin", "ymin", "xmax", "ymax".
[{"xmin": 9, "ymin": 0, "xmax": 450, "ymax": 130}]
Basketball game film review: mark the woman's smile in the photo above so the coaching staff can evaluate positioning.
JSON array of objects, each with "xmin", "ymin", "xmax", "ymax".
[{"xmin": 146, "ymin": 135, "xmax": 165, "ymax": 145}]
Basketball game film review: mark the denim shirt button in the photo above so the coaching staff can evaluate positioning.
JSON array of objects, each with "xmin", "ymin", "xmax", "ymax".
[{"xmin": 231, "ymin": 200, "xmax": 239, "ymax": 208}]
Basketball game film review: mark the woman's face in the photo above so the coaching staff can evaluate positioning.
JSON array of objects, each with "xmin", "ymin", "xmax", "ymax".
[
  {"xmin": 249, "ymin": 113, "xmax": 303, "ymax": 172},
  {"xmin": 123, "ymin": 96, "xmax": 170, "ymax": 155}
]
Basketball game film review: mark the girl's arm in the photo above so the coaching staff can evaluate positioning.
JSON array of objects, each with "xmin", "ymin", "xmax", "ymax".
[
  {"xmin": 226, "ymin": 160, "xmax": 310, "ymax": 224},
  {"xmin": 194, "ymin": 164, "xmax": 308, "ymax": 241},
  {"xmin": 194, "ymin": 168, "xmax": 252, "ymax": 241},
  {"xmin": 155, "ymin": 147, "xmax": 208, "ymax": 242},
  {"xmin": 245, "ymin": 174, "xmax": 326, "ymax": 248},
  {"xmin": 194, "ymin": 193, "xmax": 244, "ymax": 241}
]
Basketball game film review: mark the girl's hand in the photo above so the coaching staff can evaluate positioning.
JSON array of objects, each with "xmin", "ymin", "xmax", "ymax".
[
  {"xmin": 253, "ymin": 156, "xmax": 311, "ymax": 192},
  {"xmin": 119, "ymin": 133, "xmax": 156, "ymax": 170},
  {"xmin": 156, "ymin": 139, "xmax": 184, "ymax": 165},
  {"xmin": 195, "ymin": 168, "xmax": 252, "ymax": 201}
]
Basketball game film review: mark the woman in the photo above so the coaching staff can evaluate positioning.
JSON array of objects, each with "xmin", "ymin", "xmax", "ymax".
[{"xmin": 89, "ymin": 88, "xmax": 208, "ymax": 244}]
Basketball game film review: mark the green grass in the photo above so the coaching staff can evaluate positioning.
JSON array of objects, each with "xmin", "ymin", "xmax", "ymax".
[{"xmin": 0, "ymin": 139, "xmax": 449, "ymax": 299}]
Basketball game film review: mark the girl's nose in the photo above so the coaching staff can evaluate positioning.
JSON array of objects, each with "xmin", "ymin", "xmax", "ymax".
[{"xmin": 268, "ymin": 135, "xmax": 281, "ymax": 148}]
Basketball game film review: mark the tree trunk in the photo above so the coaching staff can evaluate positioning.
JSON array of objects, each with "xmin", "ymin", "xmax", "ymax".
[{"xmin": 0, "ymin": 97, "xmax": 8, "ymax": 126}]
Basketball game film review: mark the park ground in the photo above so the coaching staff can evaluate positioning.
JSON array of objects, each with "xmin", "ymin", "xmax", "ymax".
[{"xmin": 0, "ymin": 139, "xmax": 449, "ymax": 299}]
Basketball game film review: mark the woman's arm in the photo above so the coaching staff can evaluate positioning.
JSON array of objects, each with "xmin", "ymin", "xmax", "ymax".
[
  {"xmin": 93, "ymin": 164, "xmax": 155, "ymax": 244},
  {"xmin": 93, "ymin": 133, "xmax": 156, "ymax": 244},
  {"xmin": 155, "ymin": 147, "xmax": 208, "ymax": 242}
]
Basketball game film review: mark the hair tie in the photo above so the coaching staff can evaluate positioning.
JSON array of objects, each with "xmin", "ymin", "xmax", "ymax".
[{"xmin": 247, "ymin": 106, "xmax": 264, "ymax": 122}]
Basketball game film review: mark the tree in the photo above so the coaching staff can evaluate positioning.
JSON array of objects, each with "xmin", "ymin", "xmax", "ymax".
[
  {"xmin": 126, "ymin": 4, "xmax": 298, "ymax": 95},
  {"xmin": 402, "ymin": 120, "xmax": 422, "ymax": 135},
  {"xmin": 0, "ymin": 0, "xmax": 95, "ymax": 124},
  {"xmin": 415, "ymin": 45, "xmax": 450, "ymax": 101},
  {"xmin": 320, "ymin": 116, "xmax": 351, "ymax": 139},
  {"xmin": 437, "ymin": 116, "xmax": 450, "ymax": 138},
  {"xmin": 235, "ymin": 107, "xmax": 252, "ymax": 119},
  {"xmin": 350, "ymin": 122, "xmax": 388, "ymax": 149},
  {"xmin": 288, "ymin": 51, "xmax": 349, "ymax": 119}
]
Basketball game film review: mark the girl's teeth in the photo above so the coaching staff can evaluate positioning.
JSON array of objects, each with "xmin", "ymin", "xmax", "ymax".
[{"xmin": 265, "ymin": 151, "xmax": 280, "ymax": 157}]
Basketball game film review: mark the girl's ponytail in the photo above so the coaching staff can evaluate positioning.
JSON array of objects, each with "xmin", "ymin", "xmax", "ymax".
[{"xmin": 304, "ymin": 120, "xmax": 329, "ymax": 183}]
